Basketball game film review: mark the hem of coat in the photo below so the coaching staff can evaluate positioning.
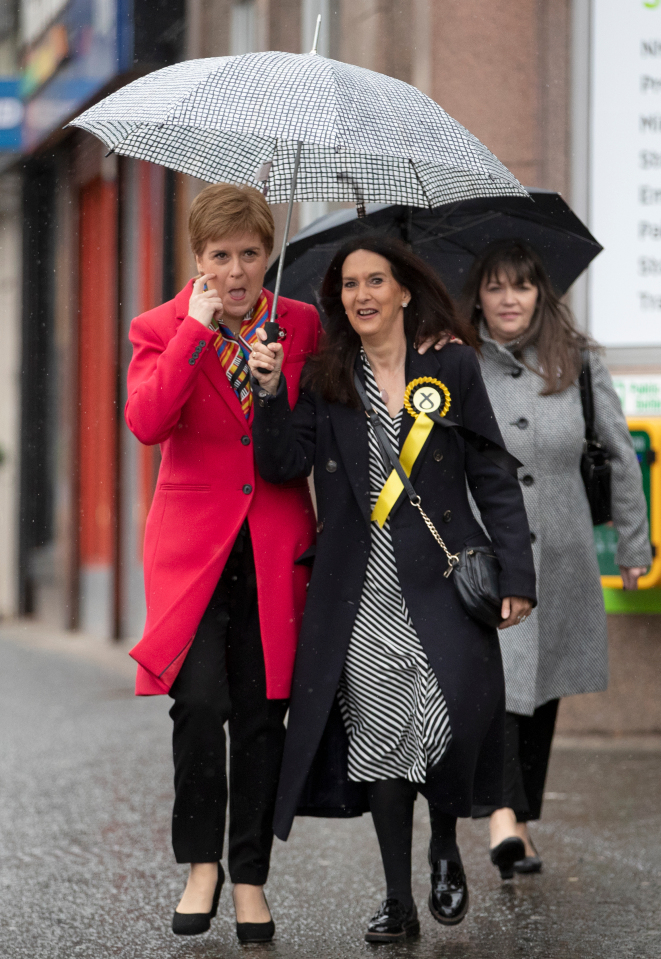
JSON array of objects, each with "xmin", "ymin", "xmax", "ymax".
[
  {"xmin": 131, "ymin": 646, "xmax": 294, "ymax": 699},
  {"xmin": 506, "ymin": 679, "xmax": 608, "ymax": 716},
  {"xmin": 134, "ymin": 662, "xmax": 170, "ymax": 696}
]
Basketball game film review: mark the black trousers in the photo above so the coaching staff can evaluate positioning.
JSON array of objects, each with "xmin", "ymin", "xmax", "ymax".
[
  {"xmin": 168, "ymin": 525, "xmax": 288, "ymax": 883},
  {"xmin": 475, "ymin": 699, "xmax": 559, "ymax": 822}
]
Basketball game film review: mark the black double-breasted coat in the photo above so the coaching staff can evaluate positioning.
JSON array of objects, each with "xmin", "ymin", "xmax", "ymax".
[{"xmin": 252, "ymin": 342, "xmax": 536, "ymax": 841}]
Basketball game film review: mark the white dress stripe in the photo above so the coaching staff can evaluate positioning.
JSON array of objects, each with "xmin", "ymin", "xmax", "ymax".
[{"xmin": 337, "ymin": 352, "xmax": 452, "ymax": 784}]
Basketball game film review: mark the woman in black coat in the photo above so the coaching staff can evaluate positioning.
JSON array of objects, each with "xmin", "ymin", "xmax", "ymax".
[{"xmin": 248, "ymin": 236, "xmax": 536, "ymax": 943}]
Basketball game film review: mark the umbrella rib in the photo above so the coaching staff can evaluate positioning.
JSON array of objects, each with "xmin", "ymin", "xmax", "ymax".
[
  {"xmin": 413, "ymin": 212, "xmax": 504, "ymax": 247},
  {"xmin": 409, "ymin": 160, "xmax": 434, "ymax": 209}
]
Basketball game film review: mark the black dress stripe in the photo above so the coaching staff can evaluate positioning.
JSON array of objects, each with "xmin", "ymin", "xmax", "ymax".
[{"xmin": 337, "ymin": 352, "xmax": 452, "ymax": 783}]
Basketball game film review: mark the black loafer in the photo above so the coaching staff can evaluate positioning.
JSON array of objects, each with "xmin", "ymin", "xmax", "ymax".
[
  {"xmin": 172, "ymin": 862, "xmax": 224, "ymax": 936},
  {"xmin": 490, "ymin": 837, "xmax": 526, "ymax": 880},
  {"xmin": 365, "ymin": 898, "xmax": 420, "ymax": 943},
  {"xmin": 236, "ymin": 893, "xmax": 275, "ymax": 943},
  {"xmin": 428, "ymin": 850, "xmax": 469, "ymax": 925}
]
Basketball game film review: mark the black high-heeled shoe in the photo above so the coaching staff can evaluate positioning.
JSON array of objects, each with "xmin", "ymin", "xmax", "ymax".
[
  {"xmin": 235, "ymin": 893, "xmax": 275, "ymax": 943},
  {"xmin": 490, "ymin": 837, "xmax": 526, "ymax": 880},
  {"xmin": 514, "ymin": 838, "xmax": 543, "ymax": 874},
  {"xmin": 172, "ymin": 862, "xmax": 224, "ymax": 936}
]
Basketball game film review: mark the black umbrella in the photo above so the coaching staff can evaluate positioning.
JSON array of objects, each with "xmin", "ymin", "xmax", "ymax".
[{"xmin": 265, "ymin": 188, "xmax": 602, "ymax": 307}]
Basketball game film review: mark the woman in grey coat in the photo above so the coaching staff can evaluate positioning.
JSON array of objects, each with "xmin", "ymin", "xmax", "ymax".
[{"xmin": 462, "ymin": 240, "xmax": 651, "ymax": 878}]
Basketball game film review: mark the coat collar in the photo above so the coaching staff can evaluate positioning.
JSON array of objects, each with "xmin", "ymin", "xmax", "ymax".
[
  {"xmin": 477, "ymin": 321, "xmax": 525, "ymax": 372},
  {"xmin": 174, "ymin": 281, "xmax": 292, "ymax": 431}
]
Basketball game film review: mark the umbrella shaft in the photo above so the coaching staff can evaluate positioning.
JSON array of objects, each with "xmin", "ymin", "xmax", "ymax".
[{"xmin": 271, "ymin": 140, "xmax": 303, "ymax": 321}]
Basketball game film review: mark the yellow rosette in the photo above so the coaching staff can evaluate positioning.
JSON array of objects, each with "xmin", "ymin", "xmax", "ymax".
[{"xmin": 371, "ymin": 378, "xmax": 451, "ymax": 528}]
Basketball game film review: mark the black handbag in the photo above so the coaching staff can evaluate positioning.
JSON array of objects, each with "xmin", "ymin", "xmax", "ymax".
[
  {"xmin": 578, "ymin": 354, "xmax": 612, "ymax": 526},
  {"xmin": 353, "ymin": 373, "xmax": 504, "ymax": 628}
]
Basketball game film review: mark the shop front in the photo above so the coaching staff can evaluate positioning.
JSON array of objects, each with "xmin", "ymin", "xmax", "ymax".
[{"xmin": 18, "ymin": 0, "xmax": 184, "ymax": 638}]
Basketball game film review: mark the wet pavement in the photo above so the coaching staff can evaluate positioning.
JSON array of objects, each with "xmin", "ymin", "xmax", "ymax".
[{"xmin": 0, "ymin": 626, "xmax": 659, "ymax": 959}]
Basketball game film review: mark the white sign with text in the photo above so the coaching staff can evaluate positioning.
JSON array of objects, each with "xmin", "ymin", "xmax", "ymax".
[
  {"xmin": 611, "ymin": 374, "xmax": 661, "ymax": 415},
  {"xmin": 590, "ymin": 0, "xmax": 661, "ymax": 346}
]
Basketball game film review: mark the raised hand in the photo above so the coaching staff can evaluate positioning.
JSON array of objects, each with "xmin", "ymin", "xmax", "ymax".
[
  {"xmin": 247, "ymin": 326, "xmax": 284, "ymax": 394},
  {"xmin": 188, "ymin": 274, "xmax": 224, "ymax": 328},
  {"xmin": 416, "ymin": 332, "xmax": 463, "ymax": 354}
]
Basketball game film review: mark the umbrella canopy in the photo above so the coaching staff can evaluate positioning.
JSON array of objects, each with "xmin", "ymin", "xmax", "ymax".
[
  {"xmin": 264, "ymin": 189, "xmax": 603, "ymax": 304},
  {"xmin": 69, "ymin": 51, "xmax": 527, "ymax": 209}
]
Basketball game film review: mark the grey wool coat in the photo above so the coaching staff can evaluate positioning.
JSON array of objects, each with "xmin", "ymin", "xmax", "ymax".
[{"xmin": 476, "ymin": 329, "xmax": 652, "ymax": 716}]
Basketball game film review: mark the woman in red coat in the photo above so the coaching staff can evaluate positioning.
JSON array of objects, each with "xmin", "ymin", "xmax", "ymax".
[{"xmin": 125, "ymin": 183, "xmax": 321, "ymax": 941}]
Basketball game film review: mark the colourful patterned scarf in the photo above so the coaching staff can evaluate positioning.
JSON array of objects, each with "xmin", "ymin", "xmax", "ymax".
[{"xmin": 214, "ymin": 292, "xmax": 269, "ymax": 418}]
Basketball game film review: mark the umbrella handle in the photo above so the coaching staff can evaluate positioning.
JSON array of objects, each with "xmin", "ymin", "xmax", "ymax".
[{"xmin": 256, "ymin": 321, "xmax": 281, "ymax": 375}]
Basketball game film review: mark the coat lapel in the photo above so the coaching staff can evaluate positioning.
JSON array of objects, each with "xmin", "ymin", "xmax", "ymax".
[{"xmin": 399, "ymin": 344, "xmax": 446, "ymax": 488}]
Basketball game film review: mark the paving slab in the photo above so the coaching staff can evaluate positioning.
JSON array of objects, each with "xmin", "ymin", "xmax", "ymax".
[{"xmin": 0, "ymin": 625, "xmax": 659, "ymax": 959}]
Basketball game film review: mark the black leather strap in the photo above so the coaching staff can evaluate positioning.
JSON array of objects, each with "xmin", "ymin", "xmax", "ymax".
[
  {"xmin": 353, "ymin": 373, "xmax": 419, "ymax": 503},
  {"xmin": 353, "ymin": 371, "xmax": 522, "ymax": 480},
  {"xmin": 578, "ymin": 351, "xmax": 598, "ymax": 443}
]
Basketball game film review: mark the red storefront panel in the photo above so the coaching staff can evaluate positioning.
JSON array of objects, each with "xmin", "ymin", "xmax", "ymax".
[
  {"xmin": 78, "ymin": 177, "xmax": 118, "ymax": 567},
  {"xmin": 136, "ymin": 162, "xmax": 165, "ymax": 561}
]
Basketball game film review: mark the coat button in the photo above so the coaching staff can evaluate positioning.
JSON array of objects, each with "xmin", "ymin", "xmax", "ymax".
[
  {"xmin": 241, "ymin": 435, "xmax": 251, "ymax": 445},
  {"xmin": 511, "ymin": 367, "xmax": 522, "ymax": 378},
  {"xmin": 242, "ymin": 484, "xmax": 253, "ymax": 494},
  {"xmin": 199, "ymin": 340, "xmax": 206, "ymax": 346},
  {"xmin": 189, "ymin": 358, "xmax": 195, "ymax": 366},
  {"xmin": 443, "ymin": 510, "xmax": 452, "ymax": 523},
  {"xmin": 317, "ymin": 520, "xmax": 324, "ymax": 533},
  {"xmin": 433, "ymin": 449, "xmax": 443, "ymax": 462},
  {"xmin": 514, "ymin": 417, "xmax": 529, "ymax": 429},
  {"xmin": 522, "ymin": 474, "xmax": 534, "ymax": 486},
  {"xmin": 326, "ymin": 459, "xmax": 338, "ymax": 472},
  {"xmin": 530, "ymin": 532, "xmax": 536, "ymax": 543}
]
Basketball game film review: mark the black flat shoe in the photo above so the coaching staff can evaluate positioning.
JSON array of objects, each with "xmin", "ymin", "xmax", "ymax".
[
  {"xmin": 236, "ymin": 894, "xmax": 275, "ymax": 943},
  {"xmin": 172, "ymin": 862, "xmax": 224, "ymax": 936},
  {"xmin": 490, "ymin": 837, "xmax": 526, "ymax": 880},
  {"xmin": 365, "ymin": 898, "xmax": 420, "ymax": 943},
  {"xmin": 514, "ymin": 839, "xmax": 543, "ymax": 873},
  {"xmin": 428, "ymin": 849, "xmax": 469, "ymax": 925}
]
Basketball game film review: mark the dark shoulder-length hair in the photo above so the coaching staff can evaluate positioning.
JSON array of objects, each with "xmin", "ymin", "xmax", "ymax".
[
  {"xmin": 304, "ymin": 234, "xmax": 477, "ymax": 406},
  {"xmin": 460, "ymin": 239, "xmax": 595, "ymax": 395}
]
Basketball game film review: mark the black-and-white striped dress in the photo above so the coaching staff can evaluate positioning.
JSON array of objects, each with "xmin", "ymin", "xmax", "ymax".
[{"xmin": 337, "ymin": 354, "xmax": 452, "ymax": 784}]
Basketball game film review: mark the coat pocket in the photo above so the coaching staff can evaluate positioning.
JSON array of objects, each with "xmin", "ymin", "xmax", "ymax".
[{"xmin": 159, "ymin": 484, "xmax": 211, "ymax": 491}]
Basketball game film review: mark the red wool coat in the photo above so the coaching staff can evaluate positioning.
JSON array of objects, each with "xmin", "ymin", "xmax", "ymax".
[{"xmin": 125, "ymin": 280, "xmax": 321, "ymax": 697}]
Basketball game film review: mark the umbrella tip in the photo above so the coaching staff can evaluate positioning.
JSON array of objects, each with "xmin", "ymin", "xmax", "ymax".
[{"xmin": 309, "ymin": 15, "xmax": 322, "ymax": 55}]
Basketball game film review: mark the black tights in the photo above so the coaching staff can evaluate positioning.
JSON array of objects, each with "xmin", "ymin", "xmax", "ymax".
[{"xmin": 367, "ymin": 779, "xmax": 459, "ymax": 909}]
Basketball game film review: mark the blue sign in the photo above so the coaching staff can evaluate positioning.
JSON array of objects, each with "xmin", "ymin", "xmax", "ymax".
[
  {"xmin": 0, "ymin": 79, "xmax": 23, "ymax": 151},
  {"xmin": 22, "ymin": 0, "xmax": 131, "ymax": 152}
]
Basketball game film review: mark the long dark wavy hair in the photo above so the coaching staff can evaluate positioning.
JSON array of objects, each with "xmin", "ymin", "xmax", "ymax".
[
  {"xmin": 304, "ymin": 234, "xmax": 477, "ymax": 407},
  {"xmin": 461, "ymin": 239, "xmax": 594, "ymax": 395}
]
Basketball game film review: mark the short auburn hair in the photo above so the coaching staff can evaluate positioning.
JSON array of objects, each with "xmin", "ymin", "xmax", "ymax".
[{"xmin": 188, "ymin": 183, "xmax": 275, "ymax": 257}]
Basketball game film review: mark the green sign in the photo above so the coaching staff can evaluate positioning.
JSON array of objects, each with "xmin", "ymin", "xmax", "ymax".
[{"xmin": 594, "ymin": 430, "xmax": 652, "ymax": 576}]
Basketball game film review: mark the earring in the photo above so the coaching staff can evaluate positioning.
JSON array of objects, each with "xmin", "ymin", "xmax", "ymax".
[{"xmin": 402, "ymin": 301, "xmax": 409, "ymax": 308}]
